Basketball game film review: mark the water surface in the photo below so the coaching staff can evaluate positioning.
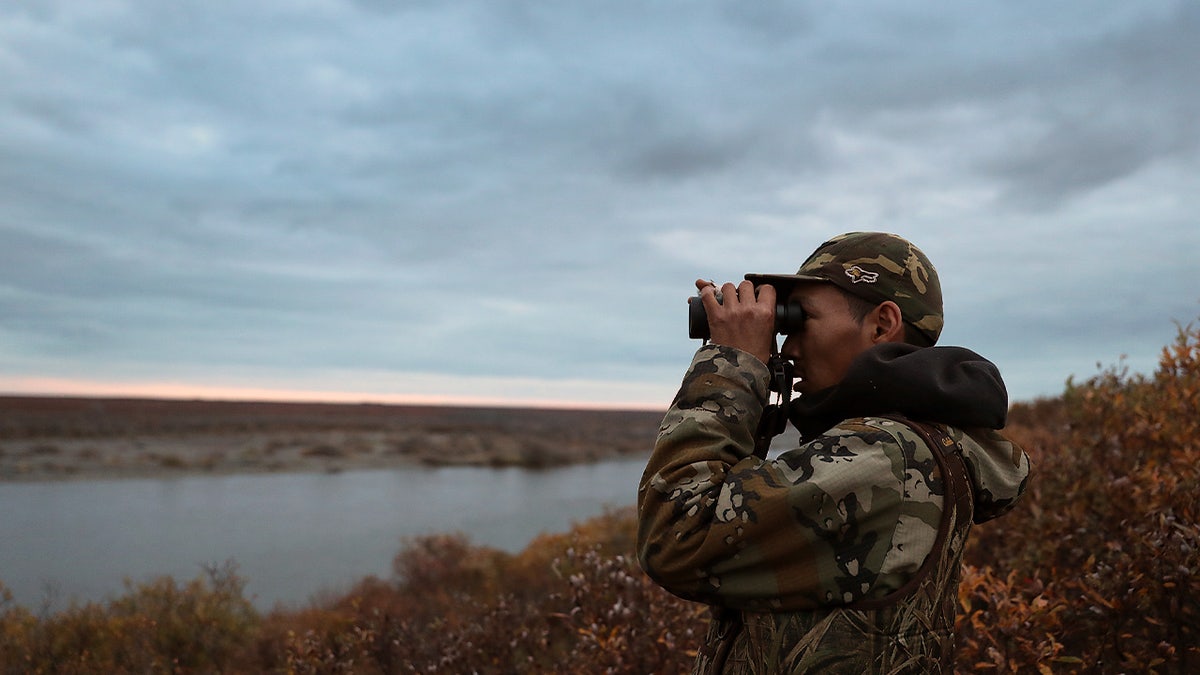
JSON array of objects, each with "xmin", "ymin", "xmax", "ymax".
[{"xmin": 0, "ymin": 459, "xmax": 645, "ymax": 611}]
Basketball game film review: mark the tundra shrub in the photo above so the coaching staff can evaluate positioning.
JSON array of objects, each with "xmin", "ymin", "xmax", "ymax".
[
  {"xmin": 0, "ymin": 563, "xmax": 257, "ymax": 674},
  {"xmin": 962, "ymin": 320, "xmax": 1200, "ymax": 672}
]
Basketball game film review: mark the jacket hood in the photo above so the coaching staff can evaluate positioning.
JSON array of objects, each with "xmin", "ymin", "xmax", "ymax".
[
  {"xmin": 788, "ymin": 342, "xmax": 1028, "ymax": 524},
  {"xmin": 788, "ymin": 342, "xmax": 1008, "ymax": 440}
]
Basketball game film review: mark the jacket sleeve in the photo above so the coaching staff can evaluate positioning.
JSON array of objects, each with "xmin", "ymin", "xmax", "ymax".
[
  {"xmin": 636, "ymin": 344, "xmax": 941, "ymax": 611},
  {"xmin": 950, "ymin": 426, "xmax": 1032, "ymax": 524}
]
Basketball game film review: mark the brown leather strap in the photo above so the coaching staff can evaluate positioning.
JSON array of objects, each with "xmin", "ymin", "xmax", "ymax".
[
  {"xmin": 905, "ymin": 419, "xmax": 975, "ymax": 527},
  {"xmin": 697, "ymin": 606, "xmax": 742, "ymax": 674},
  {"xmin": 849, "ymin": 415, "xmax": 974, "ymax": 609}
]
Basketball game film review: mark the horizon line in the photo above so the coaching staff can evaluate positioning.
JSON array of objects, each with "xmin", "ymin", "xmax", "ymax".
[{"xmin": 0, "ymin": 377, "xmax": 669, "ymax": 412}]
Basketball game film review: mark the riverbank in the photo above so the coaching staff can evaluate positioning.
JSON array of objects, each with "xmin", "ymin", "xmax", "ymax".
[{"xmin": 0, "ymin": 396, "xmax": 665, "ymax": 481}]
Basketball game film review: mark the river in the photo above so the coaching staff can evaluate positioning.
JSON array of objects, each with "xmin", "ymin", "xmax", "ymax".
[{"xmin": 0, "ymin": 458, "xmax": 646, "ymax": 612}]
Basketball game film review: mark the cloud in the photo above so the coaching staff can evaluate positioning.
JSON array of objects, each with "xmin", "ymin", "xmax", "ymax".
[{"xmin": 1, "ymin": 0, "xmax": 1198, "ymax": 405}]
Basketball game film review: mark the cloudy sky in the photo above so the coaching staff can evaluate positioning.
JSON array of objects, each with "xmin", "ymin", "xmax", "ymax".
[{"xmin": 1, "ymin": 1, "xmax": 1197, "ymax": 410}]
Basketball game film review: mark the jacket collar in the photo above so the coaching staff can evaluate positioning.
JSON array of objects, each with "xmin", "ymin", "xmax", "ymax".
[{"xmin": 788, "ymin": 342, "xmax": 1009, "ymax": 441}]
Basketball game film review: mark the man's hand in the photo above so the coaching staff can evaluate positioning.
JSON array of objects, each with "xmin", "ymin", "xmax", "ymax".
[{"xmin": 695, "ymin": 279, "xmax": 777, "ymax": 365}]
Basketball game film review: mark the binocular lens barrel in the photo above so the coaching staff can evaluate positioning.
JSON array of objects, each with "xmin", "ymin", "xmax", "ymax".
[{"xmin": 688, "ymin": 296, "xmax": 806, "ymax": 340}]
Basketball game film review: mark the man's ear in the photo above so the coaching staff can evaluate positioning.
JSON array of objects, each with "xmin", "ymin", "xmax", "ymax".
[{"xmin": 871, "ymin": 301, "xmax": 906, "ymax": 343}]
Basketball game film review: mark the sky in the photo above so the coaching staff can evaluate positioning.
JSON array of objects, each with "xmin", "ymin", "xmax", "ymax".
[{"xmin": 1, "ymin": 1, "xmax": 1198, "ymax": 410}]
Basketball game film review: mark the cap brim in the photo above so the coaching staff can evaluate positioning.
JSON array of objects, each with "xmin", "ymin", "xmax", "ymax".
[{"xmin": 744, "ymin": 272, "xmax": 830, "ymax": 287}]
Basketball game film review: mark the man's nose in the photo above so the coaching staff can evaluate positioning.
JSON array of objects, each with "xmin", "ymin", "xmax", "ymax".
[{"xmin": 780, "ymin": 334, "xmax": 800, "ymax": 358}]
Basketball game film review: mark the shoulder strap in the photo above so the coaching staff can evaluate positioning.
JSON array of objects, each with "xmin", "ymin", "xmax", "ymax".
[
  {"xmin": 849, "ymin": 415, "xmax": 974, "ymax": 609},
  {"xmin": 904, "ymin": 419, "xmax": 974, "ymax": 524}
]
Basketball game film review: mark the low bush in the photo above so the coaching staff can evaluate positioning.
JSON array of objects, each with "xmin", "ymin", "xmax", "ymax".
[
  {"xmin": 959, "ymin": 320, "xmax": 1199, "ymax": 672},
  {"xmin": 1, "ymin": 562, "xmax": 256, "ymax": 674}
]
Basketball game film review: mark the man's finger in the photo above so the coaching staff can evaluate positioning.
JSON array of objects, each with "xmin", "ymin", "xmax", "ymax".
[{"xmin": 756, "ymin": 282, "xmax": 777, "ymax": 306}]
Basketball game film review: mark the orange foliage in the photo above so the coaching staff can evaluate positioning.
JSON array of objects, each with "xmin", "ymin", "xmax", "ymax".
[
  {"xmin": 258, "ymin": 513, "xmax": 707, "ymax": 673},
  {"xmin": 962, "ymin": 320, "xmax": 1200, "ymax": 673}
]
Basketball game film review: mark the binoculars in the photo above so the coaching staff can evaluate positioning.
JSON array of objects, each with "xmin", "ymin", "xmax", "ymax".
[{"xmin": 687, "ymin": 288, "xmax": 807, "ymax": 340}]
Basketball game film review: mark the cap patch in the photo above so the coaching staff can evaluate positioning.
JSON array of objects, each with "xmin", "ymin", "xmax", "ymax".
[{"xmin": 845, "ymin": 265, "xmax": 878, "ymax": 284}]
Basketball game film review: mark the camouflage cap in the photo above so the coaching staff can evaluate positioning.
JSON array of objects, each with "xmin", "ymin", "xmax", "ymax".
[{"xmin": 746, "ymin": 232, "xmax": 944, "ymax": 345}]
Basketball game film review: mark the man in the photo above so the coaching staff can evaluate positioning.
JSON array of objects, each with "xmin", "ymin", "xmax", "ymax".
[{"xmin": 637, "ymin": 232, "xmax": 1030, "ymax": 673}]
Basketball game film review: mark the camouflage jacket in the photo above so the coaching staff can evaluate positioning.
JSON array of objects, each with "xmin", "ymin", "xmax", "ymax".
[{"xmin": 637, "ymin": 344, "xmax": 1030, "ymax": 673}]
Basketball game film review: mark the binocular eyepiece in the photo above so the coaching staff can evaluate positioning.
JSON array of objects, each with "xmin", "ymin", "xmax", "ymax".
[{"xmin": 687, "ymin": 289, "xmax": 807, "ymax": 340}]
